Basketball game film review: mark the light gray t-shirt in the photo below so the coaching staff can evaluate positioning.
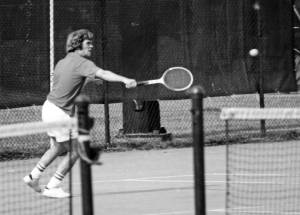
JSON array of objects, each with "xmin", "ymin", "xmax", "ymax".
[{"xmin": 47, "ymin": 52, "xmax": 100, "ymax": 115}]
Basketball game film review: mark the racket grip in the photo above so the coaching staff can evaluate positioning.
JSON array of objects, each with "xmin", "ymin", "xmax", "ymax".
[{"xmin": 136, "ymin": 81, "xmax": 149, "ymax": 86}]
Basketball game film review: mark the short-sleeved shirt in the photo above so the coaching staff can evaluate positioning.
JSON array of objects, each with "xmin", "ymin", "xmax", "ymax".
[{"xmin": 47, "ymin": 52, "xmax": 100, "ymax": 115}]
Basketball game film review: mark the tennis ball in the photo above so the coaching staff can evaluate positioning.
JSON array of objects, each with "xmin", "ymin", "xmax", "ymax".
[
  {"xmin": 253, "ymin": 2, "xmax": 261, "ymax": 11},
  {"xmin": 249, "ymin": 49, "xmax": 259, "ymax": 57}
]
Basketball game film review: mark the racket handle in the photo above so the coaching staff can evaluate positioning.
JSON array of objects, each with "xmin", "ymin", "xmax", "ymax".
[
  {"xmin": 137, "ymin": 79, "xmax": 159, "ymax": 86},
  {"xmin": 136, "ymin": 81, "xmax": 149, "ymax": 86}
]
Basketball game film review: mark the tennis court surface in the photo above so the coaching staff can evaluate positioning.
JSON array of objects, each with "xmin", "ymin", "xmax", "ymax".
[
  {"xmin": 71, "ymin": 146, "xmax": 228, "ymax": 215},
  {"xmin": 3, "ymin": 140, "xmax": 300, "ymax": 215},
  {"xmin": 1, "ymin": 146, "xmax": 227, "ymax": 215},
  {"xmin": 1, "ymin": 95, "xmax": 300, "ymax": 215}
]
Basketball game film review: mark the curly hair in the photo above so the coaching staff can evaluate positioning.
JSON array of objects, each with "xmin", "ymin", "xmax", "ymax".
[{"xmin": 65, "ymin": 29, "xmax": 94, "ymax": 53}]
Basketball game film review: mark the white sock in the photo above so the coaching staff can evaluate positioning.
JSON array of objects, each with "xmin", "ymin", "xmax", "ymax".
[
  {"xmin": 30, "ymin": 163, "xmax": 46, "ymax": 179},
  {"xmin": 46, "ymin": 172, "xmax": 65, "ymax": 189}
]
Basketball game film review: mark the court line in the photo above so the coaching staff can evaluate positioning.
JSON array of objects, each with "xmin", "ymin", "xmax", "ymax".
[
  {"xmin": 91, "ymin": 186, "xmax": 193, "ymax": 196},
  {"xmin": 141, "ymin": 210, "xmax": 193, "ymax": 215},
  {"xmin": 141, "ymin": 207, "xmax": 300, "ymax": 215},
  {"xmin": 225, "ymin": 209, "xmax": 300, "ymax": 215},
  {"xmin": 72, "ymin": 173, "xmax": 300, "ymax": 185},
  {"xmin": 128, "ymin": 179, "xmax": 193, "ymax": 183},
  {"xmin": 206, "ymin": 173, "xmax": 294, "ymax": 176},
  {"xmin": 209, "ymin": 206, "xmax": 300, "ymax": 214},
  {"xmin": 209, "ymin": 206, "xmax": 263, "ymax": 212},
  {"xmin": 131, "ymin": 206, "xmax": 300, "ymax": 215},
  {"xmin": 126, "ymin": 174, "xmax": 193, "ymax": 180},
  {"xmin": 207, "ymin": 180, "xmax": 300, "ymax": 185},
  {"xmin": 72, "ymin": 174, "xmax": 193, "ymax": 184}
]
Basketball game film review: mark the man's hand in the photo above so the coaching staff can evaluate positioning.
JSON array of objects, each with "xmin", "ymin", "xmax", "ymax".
[{"xmin": 124, "ymin": 78, "xmax": 137, "ymax": 88}]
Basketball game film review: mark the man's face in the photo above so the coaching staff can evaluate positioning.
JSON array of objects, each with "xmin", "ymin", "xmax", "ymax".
[{"xmin": 80, "ymin": 39, "xmax": 93, "ymax": 57}]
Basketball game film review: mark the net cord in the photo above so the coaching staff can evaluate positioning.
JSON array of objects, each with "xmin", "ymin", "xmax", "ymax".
[
  {"xmin": 220, "ymin": 108, "xmax": 300, "ymax": 120},
  {"xmin": 0, "ymin": 118, "xmax": 77, "ymax": 138}
]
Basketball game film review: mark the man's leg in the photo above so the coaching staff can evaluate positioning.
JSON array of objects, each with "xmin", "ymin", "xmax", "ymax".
[
  {"xmin": 43, "ymin": 139, "xmax": 79, "ymax": 198},
  {"xmin": 24, "ymin": 137, "xmax": 66, "ymax": 193}
]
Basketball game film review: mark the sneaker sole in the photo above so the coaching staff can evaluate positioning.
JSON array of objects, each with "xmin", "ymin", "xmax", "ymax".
[
  {"xmin": 23, "ymin": 176, "xmax": 42, "ymax": 193},
  {"xmin": 42, "ymin": 193, "xmax": 70, "ymax": 198}
]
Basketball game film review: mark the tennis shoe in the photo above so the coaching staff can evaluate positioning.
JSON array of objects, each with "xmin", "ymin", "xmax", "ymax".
[
  {"xmin": 42, "ymin": 187, "xmax": 70, "ymax": 198},
  {"xmin": 23, "ymin": 175, "xmax": 42, "ymax": 193}
]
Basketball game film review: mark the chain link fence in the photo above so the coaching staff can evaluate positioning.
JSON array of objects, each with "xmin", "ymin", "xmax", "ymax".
[
  {"xmin": 0, "ymin": 0, "xmax": 298, "ymax": 153},
  {"xmin": 1, "ymin": 93, "xmax": 299, "ymax": 154}
]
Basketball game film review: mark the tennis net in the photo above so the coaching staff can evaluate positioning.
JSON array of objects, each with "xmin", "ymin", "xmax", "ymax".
[
  {"xmin": 221, "ymin": 108, "xmax": 300, "ymax": 215},
  {"xmin": 0, "ymin": 119, "xmax": 76, "ymax": 215}
]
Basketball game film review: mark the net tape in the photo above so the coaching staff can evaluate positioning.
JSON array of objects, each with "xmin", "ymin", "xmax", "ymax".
[
  {"xmin": 220, "ymin": 108, "xmax": 300, "ymax": 120},
  {"xmin": 0, "ymin": 118, "xmax": 77, "ymax": 138},
  {"xmin": 0, "ymin": 118, "xmax": 102, "ymax": 164}
]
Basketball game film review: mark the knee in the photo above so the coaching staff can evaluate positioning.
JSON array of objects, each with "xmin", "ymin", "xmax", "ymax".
[
  {"xmin": 51, "ymin": 143, "xmax": 65, "ymax": 153},
  {"xmin": 70, "ymin": 149, "xmax": 79, "ymax": 159}
]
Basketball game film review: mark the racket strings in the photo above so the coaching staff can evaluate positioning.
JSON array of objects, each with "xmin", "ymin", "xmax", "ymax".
[{"xmin": 163, "ymin": 69, "xmax": 192, "ymax": 90}]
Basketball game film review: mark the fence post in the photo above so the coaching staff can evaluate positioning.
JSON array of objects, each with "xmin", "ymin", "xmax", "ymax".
[
  {"xmin": 254, "ymin": 0, "xmax": 266, "ymax": 136},
  {"xmin": 189, "ymin": 85, "xmax": 206, "ymax": 215}
]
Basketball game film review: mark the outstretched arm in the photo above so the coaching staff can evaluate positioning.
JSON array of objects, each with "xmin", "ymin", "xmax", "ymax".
[{"xmin": 95, "ymin": 68, "xmax": 137, "ymax": 88}]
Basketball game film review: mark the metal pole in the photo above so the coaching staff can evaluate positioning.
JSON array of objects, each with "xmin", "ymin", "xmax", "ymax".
[
  {"xmin": 254, "ymin": 0, "xmax": 266, "ymax": 136},
  {"xmin": 190, "ymin": 86, "xmax": 206, "ymax": 215},
  {"xmin": 68, "ymin": 136, "xmax": 73, "ymax": 215},
  {"xmin": 100, "ymin": 0, "xmax": 111, "ymax": 148},
  {"xmin": 225, "ymin": 120, "xmax": 229, "ymax": 140},
  {"xmin": 49, "ymin": 0, "xmax": 54, "ymax": 91},
  {"xmin": 76, "ymin": 95, "xmax": 94, "ymax": 215}
]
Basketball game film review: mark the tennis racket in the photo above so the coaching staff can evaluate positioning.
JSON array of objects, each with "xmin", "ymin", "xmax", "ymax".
[{"xmin": 137, "ymin": 67, "xmax": 193, "ymax": 91}]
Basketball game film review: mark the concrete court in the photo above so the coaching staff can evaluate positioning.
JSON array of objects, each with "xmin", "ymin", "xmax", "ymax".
[{"xmin": 71, "ymin": 146, "xmax": 226, "ymax": 215}]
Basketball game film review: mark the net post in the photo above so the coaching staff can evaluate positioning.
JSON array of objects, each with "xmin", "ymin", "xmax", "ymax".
[
  {"xmin": 189, "ymin": 85, "xmax": 206, "ymax": 215},
  {"xmin": 75, "ymin": 95, "xmax": 94, "ymax": 215},
  {"xmin": 254, "ymin": 0, "xmax": 266, "ymax": 137},
  {"xmin": 225, "ymin": 120, "xmax": 229, "ymax": 140},
  {"xmin": 68, "ymin": 135, "xmax": 73, "ymax": 215}
]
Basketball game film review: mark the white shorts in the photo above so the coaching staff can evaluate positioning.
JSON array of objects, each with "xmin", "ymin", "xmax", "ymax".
[{"xmin": 42, "ymin": 100, "xmax": 78, "ymax": 142}]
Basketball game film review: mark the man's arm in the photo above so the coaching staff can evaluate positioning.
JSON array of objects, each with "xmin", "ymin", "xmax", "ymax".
[{"xmin": 95, "ymin": 68, "xmax": 136, "ymax": 88}]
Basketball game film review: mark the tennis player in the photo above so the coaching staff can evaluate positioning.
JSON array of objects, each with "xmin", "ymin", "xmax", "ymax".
[{"xmin": 23, "ymin": 29, "xmax": 137, "ymax": 198}]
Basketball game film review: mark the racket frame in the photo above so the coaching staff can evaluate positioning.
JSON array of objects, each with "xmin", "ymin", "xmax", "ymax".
[{"xmin": 137, "ymin": 66, "xmax": 193, "ymax": 91}]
